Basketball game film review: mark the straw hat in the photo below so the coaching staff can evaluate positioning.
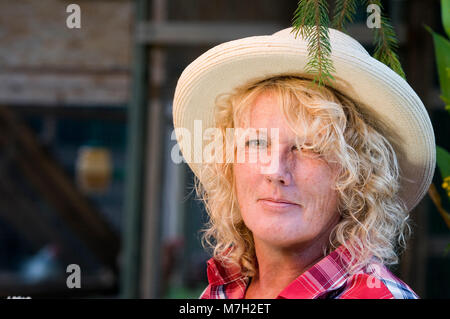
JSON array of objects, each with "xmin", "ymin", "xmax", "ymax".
[{"xmin": 173, "ymin": 27, "xmax": 435, "ymax": 213}]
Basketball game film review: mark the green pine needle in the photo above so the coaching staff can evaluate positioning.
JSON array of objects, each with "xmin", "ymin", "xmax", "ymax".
[
  {"xmin": 332, "ymin": 0, "xmax": 358, "ymax": 31},
  {"xmin": 291, "ymin": 0, "xmax": 406, "ymax": 85},
  {"xmin": 368, "ymin": 0, "xmax": 406, "ymax": 79},
  {"xmin": 292, "ymin": 0, "xmax": 335, "ymax": 86}
]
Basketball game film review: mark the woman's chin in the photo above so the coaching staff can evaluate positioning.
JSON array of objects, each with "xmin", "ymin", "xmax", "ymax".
[{"xmin": 255, "ymin": 234, "xmax": 310, "ymax": 249}]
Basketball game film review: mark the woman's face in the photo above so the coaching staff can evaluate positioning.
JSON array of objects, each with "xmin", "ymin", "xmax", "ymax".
[{"xmin": 233, "ymin": 90, "xmax": 341, "ymax": 249}]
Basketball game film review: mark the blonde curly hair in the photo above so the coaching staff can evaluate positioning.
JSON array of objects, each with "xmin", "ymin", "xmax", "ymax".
[{"xmin": 195, "ymin": 75, "xmax": 411, "ymax": 276}]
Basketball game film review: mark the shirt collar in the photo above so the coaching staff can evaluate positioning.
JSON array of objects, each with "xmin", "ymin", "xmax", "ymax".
[
  {"xmin": 206, "ymin": 256, "xmax": 245, "ymax": 286},
  {"xmin": 277, "ymin": 245, "xmax": 353, "ymax": 299},
  {"xmin": 205, "ymin": 245, "xmax": 354, "ymax": 299}
]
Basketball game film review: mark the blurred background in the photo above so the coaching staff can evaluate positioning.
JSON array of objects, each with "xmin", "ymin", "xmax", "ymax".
[{"xmin": 0, "ymin": 0, "xmax": 448, "ymax": 298}]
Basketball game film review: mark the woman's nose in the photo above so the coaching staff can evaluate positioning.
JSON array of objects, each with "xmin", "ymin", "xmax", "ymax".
[
  {"xmin": 265, "ymin": 171, "xmax": 291, "ymax": 185},
  {"xmin": 263, "ymin": 150, "xmax": 292, "ymax": 186}
]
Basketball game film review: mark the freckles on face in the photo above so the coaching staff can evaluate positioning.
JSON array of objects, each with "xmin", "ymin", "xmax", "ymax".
[{"xmin": 233, "ymin": 91, "xmax": 340, "ymax": 248}]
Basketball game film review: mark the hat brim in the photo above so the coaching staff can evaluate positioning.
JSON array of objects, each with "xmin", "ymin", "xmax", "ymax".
[{"xmin": 173, "ymin": 28, "xmax": 436, "ymax": 213}]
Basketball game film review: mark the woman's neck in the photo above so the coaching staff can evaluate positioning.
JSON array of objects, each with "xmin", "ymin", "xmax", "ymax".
[{"xmin": 245, "ymin": 239, "xmax": 328, "ymax": 299}]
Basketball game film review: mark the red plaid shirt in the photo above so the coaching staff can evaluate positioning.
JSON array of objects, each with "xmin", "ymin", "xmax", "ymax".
[{"xmin": 200, "ymin": 245, "xmax": 418, "ymax": 299}]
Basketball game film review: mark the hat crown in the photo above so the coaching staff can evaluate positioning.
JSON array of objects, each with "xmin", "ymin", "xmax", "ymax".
[{"xmin": 271, "ymin": 27, "xmax": 369, "ymax": 56}]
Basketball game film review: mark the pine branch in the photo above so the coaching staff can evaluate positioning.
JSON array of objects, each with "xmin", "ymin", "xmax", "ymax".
[
  {"xmin": 367, "ymin": 0, "xmax": 406, "ymax": 79},
  {"xmin": 292, "ymin": 0, "xmax": 335, "ymax": 86},
  {"xmin": 332, "ymin": 0, "xmax": 358, "ymax": 31},
  {"xmin": 292, "ymin": 0, "xmax": 311, "ymax": 39},
  {"xmin": 291, "ymin": 0, "xmax": 406, "ymax": 85}
]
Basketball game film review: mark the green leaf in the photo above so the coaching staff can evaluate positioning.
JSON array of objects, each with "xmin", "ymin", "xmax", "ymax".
[
  {"xmin": 442, "ymin": 95, "xmax": 450, "ymax": 115},
  {"xmin": 442, "ymin": 0, "xmax": 450, "ymax": 39},
  {"xmin": 436, "ymin": 145, "xmax": 450, "ymax": 179},
  {"xmin": 427, "ymin": 27, "xmax": 450, "ymax": 107}
]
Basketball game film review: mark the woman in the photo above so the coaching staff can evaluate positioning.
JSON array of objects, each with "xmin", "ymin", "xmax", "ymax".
[{"xmin": 172, "ymin": 28, "xmax": 435, "ymax": 299}]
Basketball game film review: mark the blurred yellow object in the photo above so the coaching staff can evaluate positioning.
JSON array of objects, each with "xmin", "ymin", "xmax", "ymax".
[
  {"xmin": 428, "ymin": 183, "xmax": 450, "ymax": 229},
  {"xmin": 443, "ymin": 176, "xmax": 450, "ymax": 197},
  {"xmin": 76, "ymin": 146, "xmax": 112, "ymax": 194}
]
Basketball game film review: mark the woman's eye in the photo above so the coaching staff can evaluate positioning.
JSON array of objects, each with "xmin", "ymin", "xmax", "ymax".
[{"xmin": 246, "ymin": 139, "xmax": 268, "ymax": 148}]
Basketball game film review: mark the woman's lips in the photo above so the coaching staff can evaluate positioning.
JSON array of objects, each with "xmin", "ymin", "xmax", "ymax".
[{"xmin": 258, "ymin": 198, "xmax": 300, "ymax": 210}]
